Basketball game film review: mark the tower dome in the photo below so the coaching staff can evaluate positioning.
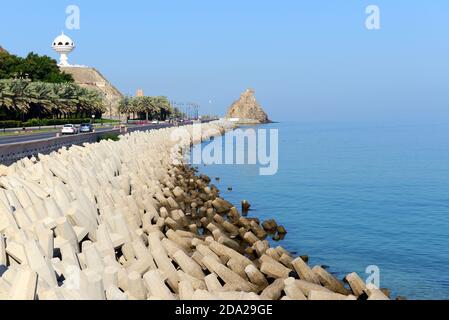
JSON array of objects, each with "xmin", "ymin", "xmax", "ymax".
[{"xmin": 52, "ymin": 32, "xmax": 75, "ymax": 66}]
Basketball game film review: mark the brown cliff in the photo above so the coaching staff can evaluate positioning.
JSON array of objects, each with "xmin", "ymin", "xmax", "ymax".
[{"xmin": 226, "ymin": 89, "xmax": 270, "ymax": 123}]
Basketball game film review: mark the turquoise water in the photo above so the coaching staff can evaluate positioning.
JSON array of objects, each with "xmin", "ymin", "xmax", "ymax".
[{"xmin": 195, "ymin": 122, "xmax": 449, "ymax": 300}]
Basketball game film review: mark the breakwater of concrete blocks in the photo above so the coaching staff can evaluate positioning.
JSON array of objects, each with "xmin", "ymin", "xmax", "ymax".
[
  {"xmin": 0, "ymin": 120, "xmax": 393, "ymax": 300},
  {"xmin": 0, "ymin": 123, "xmax": 175, "ymax": 165}
]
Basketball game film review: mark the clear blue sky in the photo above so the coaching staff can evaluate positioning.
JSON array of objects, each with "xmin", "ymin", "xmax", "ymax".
[{"xmin": 1, "ymin": 0, "xmax": 448, "ymax": 122}]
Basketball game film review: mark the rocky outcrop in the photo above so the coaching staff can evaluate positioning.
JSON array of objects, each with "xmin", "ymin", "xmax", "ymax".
[
  {"xmin": 0, "ymin": 46, "xmax": 8, "ymax": 54},
  {"xmin": 226, "ymin": 89, "xmax": 270, "ymax": 123},
  {"xmin": 60, "ymin": 66, "xmax": 123, "ymax": 119}
]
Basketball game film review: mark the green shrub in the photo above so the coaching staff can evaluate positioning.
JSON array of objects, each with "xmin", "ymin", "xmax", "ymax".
[
  {"xmin": 94, "ymin": 119, "xmax": 120, "ymax": 124},
  {"xmin": 21, "ymin": 118, "xmax": 93, "ymax": 127},
  {"xmin": 97, "ymin": 133, "xmax": 120, "ymax": 142},
  {"xmin": 44, "ymin": 118, "xmax": 92, "ymax": 126},
  {"xmin": 0, "ymin": 120, "xmax": 22, "ymax": 128},
  {"xmin": 25, "ymin": 118, "xmax": 43, "ymax": 127},
  {"xmin": 0, "ymin": 118, "xmax": 115, "ymax": 128}
]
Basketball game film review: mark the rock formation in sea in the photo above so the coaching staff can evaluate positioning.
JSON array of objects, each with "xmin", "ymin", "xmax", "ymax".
[{"xmin": 226, "ymin": 89, "xmax": 270, "ymax": 123}]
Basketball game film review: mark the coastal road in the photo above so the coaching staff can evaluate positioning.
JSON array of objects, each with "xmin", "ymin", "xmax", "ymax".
[
  {"xmin": 0, "ymin": 120, "xmax": 203, "ymax": 145},
  {"xmin": 0, "ymin": 121, "xmax": 195, "ymax": 145},
  {"xmin": 0, "ymin": 121, "xmax": 203, "ymax": 164},
  {"xmin": 0, "ymin": 127, "xmax": 115, "ymax": 145}
]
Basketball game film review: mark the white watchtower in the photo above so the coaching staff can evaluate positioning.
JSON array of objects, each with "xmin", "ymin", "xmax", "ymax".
[{"xmin": 52, "ymin": 32, "xmax": 75, "ymax": 66}]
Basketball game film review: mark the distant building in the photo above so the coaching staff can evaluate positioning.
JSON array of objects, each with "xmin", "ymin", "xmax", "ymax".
[{"xmin": 136, "ymin": 89, "xmax": 144, "ymax": 97}]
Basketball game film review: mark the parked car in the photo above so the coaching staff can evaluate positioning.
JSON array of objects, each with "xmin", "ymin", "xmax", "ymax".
[
  {"xmin": 79, "ymin": 123, "xmax": 94, "ymax": 133},
  {"xmin": 61, "ymin": 124, "xmax": 78, "ymax": 135},
  {"xmin": 151, "ymin": 120, "xmax": 159, "ymax": 124}
]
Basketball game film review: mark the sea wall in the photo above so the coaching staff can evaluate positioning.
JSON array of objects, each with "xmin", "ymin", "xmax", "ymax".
[
  {"xmin": 0, "ymin": 129, "xmax": 118, "ymax": 166},
  {"xmin": 0, "ymin": 120, "xmax": 391, "ymax": 300},
  {"xmin": 0, "ymin": 123, "xmax": 180, "ymax": 166}
]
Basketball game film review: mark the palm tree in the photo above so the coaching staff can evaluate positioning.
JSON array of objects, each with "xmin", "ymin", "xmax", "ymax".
[
  {"xmin": 25, "ymin": 82, "xmax": 56, "ymax": 119},
  {"xmin": 160, "ymin": 96, "xmax": 172, "ymax": 120},
  {"xmin": 0, "ymin": 80, "xmax": 15, "ymax": 111},
  {"xmin": 0, "ymin": 79, "xmax": 106, "ymax": 121},
  {"xmin": 10, "ymin": 79, "xmax": 31, "ymax": 114},
  {"xmin": 118, "ymin": 96, "xmax": 132, "ymax": 123},
  {"xmin": 143, "ymin": 96, "xmax": 158, "ymax": 121},
  {"xmin": 52, "ymin": 83, "xmax": 77, "ymax": 118}
]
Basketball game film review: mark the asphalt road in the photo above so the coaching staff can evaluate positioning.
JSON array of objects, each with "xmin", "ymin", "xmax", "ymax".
[
  {"xmin": 0, "ymin": 120, "xmax": 202, "ymax": 146},
  {"xmin": 0, "ymin": 127, "xmax": 115, "ymax": 145}
]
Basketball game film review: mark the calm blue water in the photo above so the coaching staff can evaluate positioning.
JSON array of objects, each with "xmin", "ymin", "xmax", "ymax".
[{"xmin": 195, "ymin": 121, "xmax": 449, "ymax": 300}]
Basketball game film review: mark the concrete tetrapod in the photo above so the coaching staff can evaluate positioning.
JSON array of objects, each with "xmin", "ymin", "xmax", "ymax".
[{"xmin": 0, "ymin": 121, "xmax": 398, "ymax": 300}]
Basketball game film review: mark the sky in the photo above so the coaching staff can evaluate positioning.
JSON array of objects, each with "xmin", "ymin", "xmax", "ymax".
[{"xmin": 0, "ymin": 0, "xmax": 448, "ymax": 122}]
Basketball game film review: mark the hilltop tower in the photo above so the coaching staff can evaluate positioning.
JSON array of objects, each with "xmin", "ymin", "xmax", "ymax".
[
  {"xmin": 51, "ymin": 32, "xmax": 123, "ymax": 118},
  {"xmin": 52, "ymin": 32, "xmax": 75, "ymax": 66}
]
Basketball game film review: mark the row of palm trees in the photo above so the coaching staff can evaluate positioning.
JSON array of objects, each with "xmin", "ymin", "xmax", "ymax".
[
  {"xmin": 118, "ymin": 96, "xmax": 179, "ymax": 121},
  {"xmin": 0, "ymin": 79, "xmax": 105, "ymax": 120}
]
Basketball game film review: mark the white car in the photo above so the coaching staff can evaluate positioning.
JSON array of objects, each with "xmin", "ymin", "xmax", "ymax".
[
  {"xmin": 61, "ymin": 124, "xmax": 78, "ymax": 135},
  {"xmin": 151, "ymin": 120, "xmax": 159, "ymax": 124}
]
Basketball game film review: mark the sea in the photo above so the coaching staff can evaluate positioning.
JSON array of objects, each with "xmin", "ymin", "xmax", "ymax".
[{"xmin": 193, "ymin": 121, "xmax": 449, "ymax": 300}]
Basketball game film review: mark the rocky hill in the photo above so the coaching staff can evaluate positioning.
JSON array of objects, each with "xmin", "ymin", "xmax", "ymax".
[
  {"xmin": 226, "ymin": 89, "xmax": 270, "ymax": 123},
  {"xmin": 60, "ymin": 66, "xmax": 123, "ymax": 119},
  {"xmin": 0, "ymin": 46, "xmax": 8, "ymax": 54}
]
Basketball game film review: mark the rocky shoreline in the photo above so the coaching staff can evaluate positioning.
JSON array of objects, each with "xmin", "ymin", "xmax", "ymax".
[
  {"xmin": 0, "ymin": 121, "xmax": 394, "ymax": 300},
  {"xmin": 152, "ymin": 163, "xmax": 393, "ymax": 300}
]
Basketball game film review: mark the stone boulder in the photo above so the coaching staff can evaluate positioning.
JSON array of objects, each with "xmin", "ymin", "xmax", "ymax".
[{"xmin": 226, "ymin": 89, "xmax": 270, "ymax": 123}]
